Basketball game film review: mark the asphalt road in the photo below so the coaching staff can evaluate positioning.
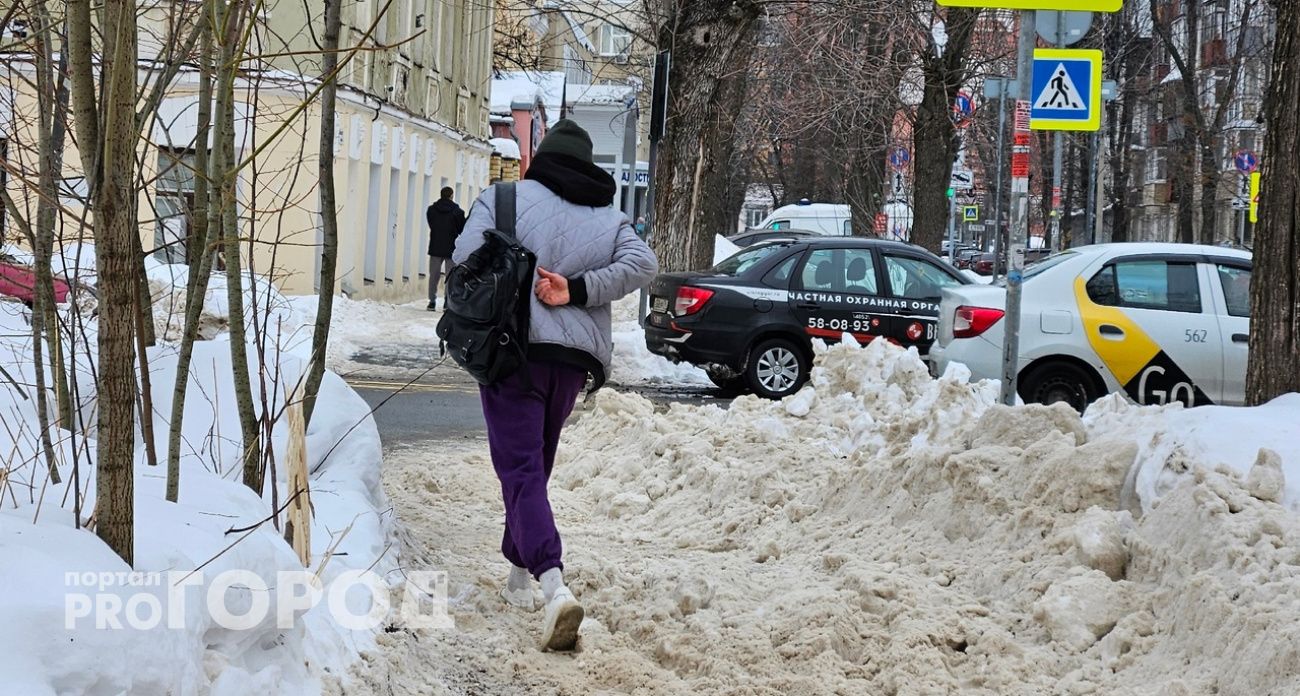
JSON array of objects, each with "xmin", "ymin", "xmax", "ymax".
[
  {"xmin": 350, "ymin": 375, "xmax": 730, "ymax": 448},
  {"xmin": 352, "ymin": 379, "xmax": 486, "ymax": 446}
]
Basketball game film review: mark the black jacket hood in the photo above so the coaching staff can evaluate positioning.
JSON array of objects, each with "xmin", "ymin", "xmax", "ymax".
[
  {"xmin": 431, "ymin": 198, "xmax": 461, "ymax": 213},
  {"xmin": 524, "ymin": 152, "xmax": 617, "ymax": 208}
]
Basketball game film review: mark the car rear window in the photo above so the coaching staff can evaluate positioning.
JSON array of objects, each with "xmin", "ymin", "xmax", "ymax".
[
  {"xmin": 1021, "ymin": 251, "xmax": 1078, "ymax": 281},
  {"xmin": 711, "ymin": 243, "xmax": 792, "ymax": 276}
]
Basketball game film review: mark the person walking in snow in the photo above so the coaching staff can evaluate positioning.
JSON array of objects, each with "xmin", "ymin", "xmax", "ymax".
[
  {"xmin": 427, "ymin": 187, "xmax": 467, "ymax": 311},
  {"xmin": 452, "ymin": 120, "xmax": 658, "ymax": 651}
]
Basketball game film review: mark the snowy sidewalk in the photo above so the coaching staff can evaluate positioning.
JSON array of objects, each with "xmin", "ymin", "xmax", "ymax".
[{"xmin": 342, "ymin": 338, "xmax": 1300, "ymax": 695}]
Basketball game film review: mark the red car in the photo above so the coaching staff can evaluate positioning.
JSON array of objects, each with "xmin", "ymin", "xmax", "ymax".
[{"xmin": 0, "ymin": 261, "xmax": 72, "ymax": 304}]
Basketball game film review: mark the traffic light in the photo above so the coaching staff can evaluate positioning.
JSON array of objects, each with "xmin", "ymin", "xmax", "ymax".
[{"xmin": 946, "ymin": 187, "xmax": 956, "ymax": 198}]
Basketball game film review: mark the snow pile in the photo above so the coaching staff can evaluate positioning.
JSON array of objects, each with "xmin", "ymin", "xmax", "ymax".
[
  {"xmin": 608, "ymin": 296, "xmax": 710, "ymax": 388},
  {"xmin": 145, "ymin": 257, "xmax": 311, "ymax": 353},
  {"xmin": 552, "ymin": 338, "xmax": 1300, "ymax": 693},
  {"xmin": 489, "ymin": 137, "xmax": 521, "ymax": 160},
  {"xmin": 1085, "ymin": 393, "xmax": 1300, "ymax": 513},
  {"xmin": 0, "ymin": 286, "xmax": 396, "ymax": 693}
]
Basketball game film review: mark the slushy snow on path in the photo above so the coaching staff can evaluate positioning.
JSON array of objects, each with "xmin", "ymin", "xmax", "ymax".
[{"xmin": 359, "ymin": 337, "xmax": 1300, "ymax": 695}]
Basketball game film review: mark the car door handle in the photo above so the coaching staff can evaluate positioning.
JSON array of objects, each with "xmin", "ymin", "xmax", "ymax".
[
  {"xmin": 1098, "ymin": 324, "xmax": 1125, "ymax": 338},
  {"xmin": 796, "ymin": 302, "xmax": 820, "ymax": 310},
  {"xmin": 1232, "ymin": 333, "xmax": 1249, "ymax": 344}
]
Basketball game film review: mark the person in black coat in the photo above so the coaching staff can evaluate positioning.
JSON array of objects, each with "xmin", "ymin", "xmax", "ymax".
[{"xmin": 427, "ymin": 187, "xmax": 466, "ymax": 310}]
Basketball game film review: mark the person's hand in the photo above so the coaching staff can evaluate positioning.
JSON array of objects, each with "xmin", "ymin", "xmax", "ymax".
[{"xmin": 535, "ymin": 267, "xmax": 570, "ymax": 306}]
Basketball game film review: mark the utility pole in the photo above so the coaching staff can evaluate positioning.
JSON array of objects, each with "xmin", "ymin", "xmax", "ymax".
[
  {"xmin": 620, "ymin": 92, "xmax": 639, "ymax": 218},
  {"xmin": 1000, "ymin": 10, "xmax": 1037, "ymax": 407},
  {"xmin": 640, "ymin": 50, "xmax": 670, "ymax": 327}
]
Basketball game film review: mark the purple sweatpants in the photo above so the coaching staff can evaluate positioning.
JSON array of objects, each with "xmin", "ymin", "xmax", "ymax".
[{"xmin": 480, "ymin": 360, "xmax": 587, "ymax": 578}]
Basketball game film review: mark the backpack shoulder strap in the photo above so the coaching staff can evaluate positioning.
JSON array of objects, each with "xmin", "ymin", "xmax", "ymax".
[{"xmin": 495, "ymin": 183, "xmax": 517, "ymax": 238}]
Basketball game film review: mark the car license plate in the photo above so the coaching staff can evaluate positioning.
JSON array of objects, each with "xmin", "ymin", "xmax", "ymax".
[{"xmin": 652, "ymin": 297, "xmax": 669, "ymax": 313}]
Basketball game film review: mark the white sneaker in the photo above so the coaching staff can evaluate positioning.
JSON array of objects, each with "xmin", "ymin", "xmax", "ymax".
[
  {"xmin": 539, "ymin": 587, "xmax": 584, "ymax": 652},
  {"xmin": 500, "ymin": 585, "xmax": 538, "ymax": 612}
]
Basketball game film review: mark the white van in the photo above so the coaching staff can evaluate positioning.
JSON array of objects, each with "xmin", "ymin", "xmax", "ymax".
[{"xmin": 755, "ymin": 202, "xmax": 852, "ymax": 237}]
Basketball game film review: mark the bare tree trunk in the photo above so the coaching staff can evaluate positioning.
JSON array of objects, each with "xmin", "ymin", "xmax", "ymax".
[
  {"xmin": 1103, "ymin": 7, "xmax": 1145, "ymax": 245},
  {"xmin": 166, "ymin": 5, "xmax": 215, "ymax": 502},
  {"xmin": 89, "ymin": 0, "xmax": 140, "ymax": 564},
  {"xmin": 26, "ymin": 1, "xmax": 64, "ymax": 484},
  {"xmin": 1062, "ymin": 137, "xmax": 1078, "ymax": 249},
  {"xmin": 1107, "ymin": 90, "xmax": 1136, "ymax": 243},
  {"xmin": 304, "ymin": 0, "xmax": 343, "ymax": 425},
  {"xmin": 1245, "ymin": 0, "xmax": 1300, "ymax": 404},
  {"xmin": 1150, "ymin": 0, "xmax": 1203, "ymax": 243},
  {"xmin": 1198, "ymin": 138, "xmax": 1221, "ymax": 244},
  {"xmin": 845, "ymin": 140, "xmax": 888, "ymax": 237},
  {"xmin": 1039, "ymin": 132, "xmax": 1054, "ymax": 250},
  {"xmin": 649, "ymin": 0, "xmax": 762, "ymax": 272},
  {"xmin": 1171, "ymin": 136, "xmax": 1196, "ymax": 243},
  {"xmin": 33, "ymin": 2, "xmax": 74, "ymax": 431},
  {"xmin": 211, "ymin": 0, "xmax": 262, "ymax": 492},
  {"xmin": 911, "ymin": 6, "xmax": 979, "ymax": 253}
]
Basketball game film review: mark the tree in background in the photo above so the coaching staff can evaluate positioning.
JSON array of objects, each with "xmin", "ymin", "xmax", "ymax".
[
  {"xmin": 1102, "ymin": 5, "xmax": 1153, "ymax": 244},
  {"xmin": 910, "ymin": 5, "xmax": 981, "ymax": 253},
  {"xmin": 1150, "ymin": 0, "xmax": 1262, "ymax": 245},
  {"xmin": 647, "ymin": 0, "xmax": 763, "ymax": 272},
  {"xmin": 1246, "ymin": 0, "xmax": 1298, "ymax": 403},
  {"xmin": 747, "ymin": 3, "xmax": 910, "ymax": 236}
]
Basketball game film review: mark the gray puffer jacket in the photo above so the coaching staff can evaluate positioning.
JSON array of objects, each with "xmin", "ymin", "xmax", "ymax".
[{"xmin": 452, "ymin": 180, "xmax": 658, "ymax": 385}]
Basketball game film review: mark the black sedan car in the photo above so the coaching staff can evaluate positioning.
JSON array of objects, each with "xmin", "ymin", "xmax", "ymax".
[
  {"xmin": 727, "ymin": 228, "xmax": 816, "ymax": 248},
  {"xmin": 645, "ymin": 238, "xmax": 969, "ymax": 398}
]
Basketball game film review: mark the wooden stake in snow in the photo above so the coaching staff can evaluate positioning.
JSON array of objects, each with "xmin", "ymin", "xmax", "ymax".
[{"xmin": 283, "ymin": 390, "xmax": 312, "ymax": 567}]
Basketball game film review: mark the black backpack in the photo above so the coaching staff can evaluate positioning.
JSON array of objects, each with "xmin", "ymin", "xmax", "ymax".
[{"xmin": 435, "ymin": 183, "xmax": 536, "ymax": 385}]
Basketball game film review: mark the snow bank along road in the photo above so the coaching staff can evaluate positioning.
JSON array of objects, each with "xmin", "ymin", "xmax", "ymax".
[{"xmin": 345, "ymin": 337, "xmax": 1300, "ymax": 695}]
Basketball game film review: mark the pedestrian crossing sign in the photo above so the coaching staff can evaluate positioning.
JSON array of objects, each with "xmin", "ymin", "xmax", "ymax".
[{"xmin": 1030, "ymin": 49, "xmax": 1102, "ymax": 132}]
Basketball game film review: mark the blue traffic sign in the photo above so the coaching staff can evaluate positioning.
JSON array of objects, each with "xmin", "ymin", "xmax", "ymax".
[
  {"xmin": 888, "ymin": 147, "xmax": 911, "ymax": 170},
  {"xmin": 1030, "ymin": 48, "xmax": 1102, "ymax": 131},
  {"xmin": 1234, "ymin": 150, "xmax": 1258, "ymax": 173}
]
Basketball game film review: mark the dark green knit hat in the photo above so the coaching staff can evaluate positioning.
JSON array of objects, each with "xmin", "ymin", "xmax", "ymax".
[{"xmin": 535, "ymin": 119, "xmax": 594, "ymax": 163}]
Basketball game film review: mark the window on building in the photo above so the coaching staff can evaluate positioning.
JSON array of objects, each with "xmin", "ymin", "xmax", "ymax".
[
  {"xmin": 564, "ymin": 44, "xmax": 592, "ymax": 85},
  {"xmin": 599, "ymin": 23, "xmax": 631, "ymax": 57},
  {"xmin": 1146, "ymin": 148, "xmax": 1169, "ymax": 182},
  {"xmin": 155, "ymin": 148, "xmax": 197, "ymax": 263}
]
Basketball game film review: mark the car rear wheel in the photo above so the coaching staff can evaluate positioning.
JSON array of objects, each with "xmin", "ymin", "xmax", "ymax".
[
  {"xmin": 745, "ymin": 338, "xmax": 808, "ymax": 399},
  {"xmin": 1019, "ymin": 361, "xmax": 1100, "ymax": 412}
]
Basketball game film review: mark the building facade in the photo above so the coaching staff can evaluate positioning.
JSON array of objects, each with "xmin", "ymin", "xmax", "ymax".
[
  {"xmin": 1130, "ymin": 0, "xmax": 1274, "ymax": 245},
  {"xmin": 492, "ymin": 0, "xmax": 652, "ymax": 216},
  {"xmin": 0, "ymin": 0, "xmax": 495, "ymax": 300}
]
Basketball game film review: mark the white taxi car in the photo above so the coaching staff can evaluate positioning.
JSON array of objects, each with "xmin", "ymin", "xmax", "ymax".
[{"xmin": 930, "ymin": 243, "xmax": 1252, "ymax": 410}]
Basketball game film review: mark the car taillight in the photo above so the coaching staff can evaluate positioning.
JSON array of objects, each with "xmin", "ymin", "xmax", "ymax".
[
  {"xmin": 953, "ymin": 306, "xmax": 1005, "ymax": 338},
  {"xmin": 674, "ymin": 286, "xmax": 714, "ymax": 317}
]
